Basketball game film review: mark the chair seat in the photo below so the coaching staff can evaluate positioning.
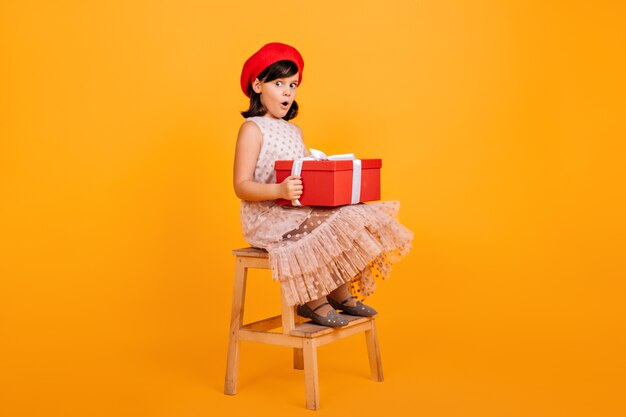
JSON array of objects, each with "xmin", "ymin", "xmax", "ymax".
[{"xmin": 231, "ymin": 247, "xmax": 268, "ymax": 257}]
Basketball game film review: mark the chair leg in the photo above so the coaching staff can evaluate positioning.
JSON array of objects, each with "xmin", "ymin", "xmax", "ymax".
[
  {"xmin": 303, "ymin": 338, "xmax": 320, "ymax": 410},
  {"xmin": 224, "ymin": 259, "xmax": 248, "ymax": 395},
  {"xmin": 365, "ymin": 319, "xmax": 384, "ymax": 382},
  {"xmin": 294, "ymin": 348, "xmax": 304, "ymax": 370},
  {"xmin": 280, "ymin": 291, "xmax": 304, "ymax": 370}
]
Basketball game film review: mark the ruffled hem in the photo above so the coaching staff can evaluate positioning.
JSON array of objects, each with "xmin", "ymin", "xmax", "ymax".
[{"xmin": 266, "ymin": 201, "xmax": 413, "ymax": 306}]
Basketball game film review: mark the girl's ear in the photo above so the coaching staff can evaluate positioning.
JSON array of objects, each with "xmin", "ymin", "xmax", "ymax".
[{"xmin": 252, "ymin": 78, "xmax": 262, "ymax": 94}]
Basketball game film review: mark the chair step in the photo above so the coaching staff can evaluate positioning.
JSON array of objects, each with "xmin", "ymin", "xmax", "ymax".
[
  {"xmin": 291, "ymin": 314, "xmax": 375, "ymax": 338},
  {"xmin": 240, "ymin": 314, "xmax": 375, "ymax": 338}
]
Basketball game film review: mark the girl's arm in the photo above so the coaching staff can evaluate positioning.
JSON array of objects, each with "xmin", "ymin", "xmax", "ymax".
[{"xmin": 233, "ymin": 121, "xmax": 303, "ymax": 202}]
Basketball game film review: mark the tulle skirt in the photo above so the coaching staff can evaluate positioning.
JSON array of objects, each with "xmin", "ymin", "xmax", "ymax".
[{"xmin": 242, "ymin": 200, "xmax": 413, "ymax": 307}]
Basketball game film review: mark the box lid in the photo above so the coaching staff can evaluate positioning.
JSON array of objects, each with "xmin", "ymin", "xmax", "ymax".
[{"xmin": 274, "ymin": 158, "xmax": 382, "ymax": 171}]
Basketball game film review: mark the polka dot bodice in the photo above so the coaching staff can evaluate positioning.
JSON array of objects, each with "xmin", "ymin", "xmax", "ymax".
[{"xmin": 246, "ymin": 116, "xmax": 308, "ymax": 185}]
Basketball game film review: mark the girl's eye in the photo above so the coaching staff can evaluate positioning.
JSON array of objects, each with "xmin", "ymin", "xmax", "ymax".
[
  {"xmin": 275, "ymin": 81, "xmax": 283, "ymax": 86},
  {"xmin": 290, "ymin": 83, "xmax": 297, "ymax": 88}
]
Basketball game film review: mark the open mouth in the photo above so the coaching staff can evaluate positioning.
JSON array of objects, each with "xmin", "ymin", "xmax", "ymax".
[{"xmin": 281, "ymin": 101, "xmax": 289, "ymax": 107}]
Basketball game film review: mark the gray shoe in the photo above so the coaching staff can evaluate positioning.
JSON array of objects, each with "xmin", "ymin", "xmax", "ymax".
[
  {"xmin": 296, "ymin": 302, "xmax": 349, "ymax": 327},
  {"xmin": 327, "ymin": 296, "xmax": 377, "ymax": 317}
]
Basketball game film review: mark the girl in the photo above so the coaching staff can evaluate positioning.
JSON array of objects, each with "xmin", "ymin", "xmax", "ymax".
[{"xmin": 233, "ymin": 42, "xmax": 413, "ymax": 327}]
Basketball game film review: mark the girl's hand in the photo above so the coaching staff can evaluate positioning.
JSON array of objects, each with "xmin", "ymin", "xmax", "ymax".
[{"xmin": 279, "ymin": 175, "xmax": 303, "ymax": 201}]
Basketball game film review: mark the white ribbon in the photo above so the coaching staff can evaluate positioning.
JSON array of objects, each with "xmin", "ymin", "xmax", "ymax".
[{"xmin": 290, "ymin": 148, "xmax": 361, "ymax": 206}]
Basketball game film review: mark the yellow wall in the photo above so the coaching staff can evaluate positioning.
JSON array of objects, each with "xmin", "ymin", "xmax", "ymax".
[{"xmin": 1, "ymin": 1, "xmax": 625, "ymax": 416}]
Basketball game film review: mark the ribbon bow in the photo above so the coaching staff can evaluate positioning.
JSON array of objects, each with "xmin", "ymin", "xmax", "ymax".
[{"xmin": 290, "ymin": 148, "xmax": 362, "ymax": 206}]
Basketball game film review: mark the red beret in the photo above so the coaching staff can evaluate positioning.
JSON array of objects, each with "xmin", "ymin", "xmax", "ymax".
[{"xmin": 240, "ymin": 42, "xmax": 304, "ymax": 97}]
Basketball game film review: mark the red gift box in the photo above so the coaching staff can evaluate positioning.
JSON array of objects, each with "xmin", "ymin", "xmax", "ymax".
[{"xmin": 274, "ymin": 158, "xmax": 382, "ymax": 206}]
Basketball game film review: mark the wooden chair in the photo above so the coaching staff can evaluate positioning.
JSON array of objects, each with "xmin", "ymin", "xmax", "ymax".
[{"xmin": 224, "ymin": 247, "xmax": 384, "ymax": 410}]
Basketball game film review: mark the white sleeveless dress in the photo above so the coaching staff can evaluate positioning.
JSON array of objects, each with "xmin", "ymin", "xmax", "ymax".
[{"xmin": 239, "ymin": 116, "xmax": 413, "ymax": 306}]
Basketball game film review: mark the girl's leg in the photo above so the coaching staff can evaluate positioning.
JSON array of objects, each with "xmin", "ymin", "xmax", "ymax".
[
  {"xmin": 304, "ymin": 295, "xmax": 334, "ymax": 315},
  {"xmin": 327, "ymin": 281, "xmax": 377, "ymax": 316},
  {"xmin": 328, "ymin": 282, "xmax": 358, "ymax": 306},
  {"xmin": 299, "ymin": 281, "xmax": 375, "ymax": 325},
  {"xmin": 304, "ymin": 281, "xmax": 356, "ymax": 314},
  {"xmin": 299, "ymin": 292, "xmax": 350, "ymax": 327}
]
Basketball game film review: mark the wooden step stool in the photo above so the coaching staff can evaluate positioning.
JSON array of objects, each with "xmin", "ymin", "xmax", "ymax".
[{"xmin": 224, "ymin": 247, "xmax": 384, "ymax": 410}]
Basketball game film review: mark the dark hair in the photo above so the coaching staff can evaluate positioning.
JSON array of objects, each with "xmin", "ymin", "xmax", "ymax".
[{"xmin": 241, "ymin": 60, "xmax": 300, "ymax": 120}]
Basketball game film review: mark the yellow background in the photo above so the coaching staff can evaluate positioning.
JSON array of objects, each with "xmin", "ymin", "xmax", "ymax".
[{"xmin": 1, "ymin": 1, "xmax": 625, "ymax": 416}]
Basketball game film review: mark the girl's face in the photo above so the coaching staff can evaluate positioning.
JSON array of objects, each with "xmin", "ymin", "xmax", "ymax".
[{"xmin": 252, "ymin": 72, "xmax": 299, "ymax": 119}]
